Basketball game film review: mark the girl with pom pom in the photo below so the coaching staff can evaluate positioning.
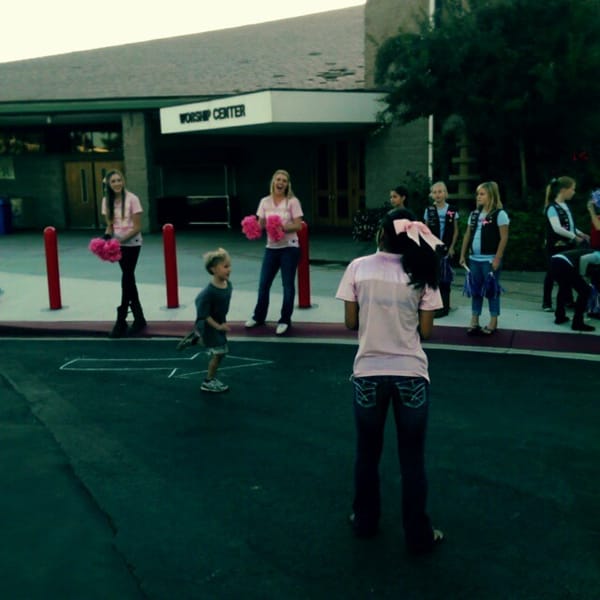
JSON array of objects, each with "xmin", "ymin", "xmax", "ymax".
[
  {"xmin": 101, "ymin": 169, "xmax": 147, "ymax": 338},
  {"xmin": 244, "ymin": 169, "xmax": 303, "ymax": 335},
  {"xmin": 459, "ymin": 181, "xmax": 510, "ymax": 336},
  {"xmin": 336, "ymin": 208, "xmax": 444, "ymax": 551}
]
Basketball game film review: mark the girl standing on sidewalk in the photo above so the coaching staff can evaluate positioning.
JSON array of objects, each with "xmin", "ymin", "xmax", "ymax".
[
  {"xmin": 336, "ymin": 208, "xmax": 444, "ymax": 553},
  {"xmin": 244, "ymin": 169, "xmax": 303, "ymax": 336},
  {"xmin": 459, "ymin": 181, "xmax": 510, "ymax": 335},
  {"xmin": 542, "ymin": 176, "xmax": 590, "ymax": 311},
  {"xmin": 423, "ymin": 181, "xmax": 459, "ymax": 317},
  {"xmin": 101, "ymin": 169, "xmax": 147, "ymax": 338}
]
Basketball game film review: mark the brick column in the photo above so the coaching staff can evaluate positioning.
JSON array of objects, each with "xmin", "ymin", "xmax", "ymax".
[{"xmin": 121, "ymin": 111, "xmax": 155, "ymax": 232}]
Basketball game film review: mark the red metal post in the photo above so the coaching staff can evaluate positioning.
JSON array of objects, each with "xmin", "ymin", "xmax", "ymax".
[
  {"xmin": 162, "ymin": 223, "xmax": 179, "ymax": 308},
  {"xmin": 43, "ymin": 226, "xmax": 62, "ymax": 310},
  {"xmin": 297, "ymin": 221, "xmax": 311, "ymax": 308}
]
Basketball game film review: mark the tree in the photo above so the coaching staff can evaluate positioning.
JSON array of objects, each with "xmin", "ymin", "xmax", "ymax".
[{"xmin": 375, "ymin": 0, "xmax": 600, "ymax": 203}]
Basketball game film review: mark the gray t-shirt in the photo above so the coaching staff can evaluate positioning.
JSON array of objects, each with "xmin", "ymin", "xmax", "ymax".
[{"xmin": 194, "ymin": 281, "xmax": 232, "ymax": 347}]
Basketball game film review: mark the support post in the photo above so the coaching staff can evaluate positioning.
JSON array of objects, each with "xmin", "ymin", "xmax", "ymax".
[
  {"xmin": 297, "ymin": 221, "xmax": 311, "ymax": 308},
  {"xmin": 43, "ymin": 226, "xmax": 62, "ymax": 310},
  {"xmin": 162, "ymin": 223, "xmax": 179, "ymax": 308}
]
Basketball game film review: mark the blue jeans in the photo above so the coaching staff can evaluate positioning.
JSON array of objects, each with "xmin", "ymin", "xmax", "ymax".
[
  {"xmin": 469, "ymin": 258, "xmax": 501, "ymax": 317},
  {"xmin": 352, "ymin": 375, "xmax": 434, "ymax": 551},
  {"xmin": 252, "ymin": 246, "xmax": 300, "ymax": 325}
]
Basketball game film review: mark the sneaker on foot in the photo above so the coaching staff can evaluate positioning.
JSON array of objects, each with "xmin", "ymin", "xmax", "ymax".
[
  {"xmin": 176, "ymin": 330, "xmax": 201, "ymax": 351},
  {"xmin": 245, "ymin": 318, "xmax": 259, "ymax": 328},
  {"xmin": 201, "ymin": 378, "xmax": 229, "ymax": 393},
  {"xmin": 572, "ymin": 323, "xmax": 595, "ymax": 332},
  {"xmin": 542, "ymin": 305, "xmax": 553, "ymax": 312},
  {"xmin": 275, "ymin": 323, "xmax": 289, "ymax": 335}
]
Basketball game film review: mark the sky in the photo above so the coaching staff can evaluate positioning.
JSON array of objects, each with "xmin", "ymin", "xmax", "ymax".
[{"xmin": 2, "ymin": 0, "xmax": 366, "ymax": 64}]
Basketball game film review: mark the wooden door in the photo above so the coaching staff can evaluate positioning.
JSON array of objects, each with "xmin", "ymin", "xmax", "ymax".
[
  {"xmin": 64, "ymin": 161, "xmax": 124, "ymax": 228},
  {"xmin": 313, "ymin": 140, "xmax": 363, "ymax": 228}
]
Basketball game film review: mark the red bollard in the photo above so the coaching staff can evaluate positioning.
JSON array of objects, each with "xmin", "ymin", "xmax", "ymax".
[
  {"xmin": 43, "ymin": 226, "xmax": 62, "ymax": 310},
  {"xmin": 162, "ymin": 223, "xmax": 179, "ymax": 308},
  {"xmin": 297, "ymin": 221, "xmax": 311, "ymax": 308}
]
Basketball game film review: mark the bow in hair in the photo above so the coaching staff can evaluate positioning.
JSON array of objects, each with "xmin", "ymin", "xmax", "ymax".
[{"xmin": 393, "ymin": 219, "xmax": 443, "ymax": 250}]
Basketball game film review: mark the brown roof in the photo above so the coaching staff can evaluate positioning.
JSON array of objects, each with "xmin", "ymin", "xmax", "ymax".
[{"xmin": 0, "ymin": 7, "xmax": 366, "ymax": 103}]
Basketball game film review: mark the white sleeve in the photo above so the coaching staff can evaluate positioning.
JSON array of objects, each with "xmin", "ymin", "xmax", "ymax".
[{"xmin": 548, "ymin": 215, "xmax": 575, "ymax": 239}]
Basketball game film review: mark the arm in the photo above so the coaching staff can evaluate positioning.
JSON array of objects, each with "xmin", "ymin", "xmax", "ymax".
[
  {"xmin": 206, "ymin": 315, "xmax": 231, "ymax": 332},
  {"xmin": 448, "ymin": 218, "xmax": 459, "ymax": 257},
  {"xmin": 418, "ymin": 310, "xmax": 435, "ymax": 339},
  {"xmin": 116, "ymin": 212, "xmax": 142, "ymax": 244},
  {"xmin": 588, "ymin": 201, "xmax": 600, "ymax": 231},
  {"xmin": 344, "ymin": 301, "xmax": 359, "ymax": 331},
  {"xmin": 284, "ymin": 216, "xmax": 303, "ymax": 233},
  {"xmin": 459, "ymin": 225, "xmax": 472, "ymax": 267},
  {"xmin": 492, "ymin": 224, "xmax": 509, "ymax": 271}
]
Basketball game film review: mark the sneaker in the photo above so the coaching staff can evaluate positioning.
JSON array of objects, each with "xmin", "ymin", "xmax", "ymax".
[
  {"xmin": 201, "ymin": 378, "xmax": 229, "ymax": 393},
  {"xmin": 572, "ymin": 323, "xmax": 596, "ymax": 332},
  {"xmin": 176, "ymin": 330, "xmax": 201, "ymax": 351},
  {"xmin": 542, "ymin": 305, "xmax": 553, "ymax": 312},
  {"xmin": 275, "ymin": 323, "xmax": 289, "ymax": 335},
  {"xmin": 245, "ymin": 318, "xmax": 258, "ymax": 328}
]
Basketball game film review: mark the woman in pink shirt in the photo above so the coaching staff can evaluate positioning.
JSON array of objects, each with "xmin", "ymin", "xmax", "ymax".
[
  {"xmin": 336, "ymin": 208, "xmax": 445, "ymax": 553},
  {"xmin": 244, "ymin": 169, "xmax": 303, "ymax": 335},
  {"xmin": 101, "ymin": 169, "xmax": 146, "ymax": 338}
]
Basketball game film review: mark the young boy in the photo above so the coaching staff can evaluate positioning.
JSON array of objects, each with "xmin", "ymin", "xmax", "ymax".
[{"xmin": 178, "ymin": 248, "xmax": 233, "ymax": 392}]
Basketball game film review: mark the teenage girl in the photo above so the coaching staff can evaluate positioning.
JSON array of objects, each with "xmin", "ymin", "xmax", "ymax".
[
  {"xmin": 102, "ymin": 169, "xmax": 147, "ymax": 338},
  {"xmin": 542, "ymin": 176, "xmax": 590, "ymax": 311},
  {"xmin": 459, "ymin": 181, "xmax": 510, "ymax": 335},
  {"xmin": 424, "ymin": 181, "xmax": 459, "ymax": 317},
  {"xmin": 336, "ymin": 208, "xmax": 444, "ymax": 554},
  {"xmin": 390, "ymin": 185, "xmax": 409, "ymax": 209}
]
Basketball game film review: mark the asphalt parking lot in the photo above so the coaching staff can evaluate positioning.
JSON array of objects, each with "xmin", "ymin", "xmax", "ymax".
[{"xmin": 1, "ymin": 338, "xmax": 599, "ymax": 599}]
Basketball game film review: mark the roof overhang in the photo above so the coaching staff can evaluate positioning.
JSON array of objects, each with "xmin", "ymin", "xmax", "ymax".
[{"xmin": 159, "ymin": 90, "xmax": 386, "ymax": 136}]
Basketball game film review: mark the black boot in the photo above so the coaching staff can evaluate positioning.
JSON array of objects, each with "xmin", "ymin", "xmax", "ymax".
[
  {"xmin": 128, "ymin": 299, "xmax": 147, "ymax": 336},
  {"xmin": 109, "ymin": 305, "xmax": 129, "ymax": 338}
]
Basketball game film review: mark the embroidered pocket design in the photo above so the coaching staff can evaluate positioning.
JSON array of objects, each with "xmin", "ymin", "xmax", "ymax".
[
  {"xmin": 395, "ymin": 379, "xmax": 427, "ymax": 408},
  {"xmin": 352, "ymin": 377, "xmax": 378, "ymax": 408}
]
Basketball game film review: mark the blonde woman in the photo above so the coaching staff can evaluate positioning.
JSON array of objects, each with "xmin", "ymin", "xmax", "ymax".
[
  {"xmin": 459, "ymin": 181, "xmax": 510, "ymax": 335},
  {"xmin": 245, "ymin": 169, "xmax": 303, "ymax": 335}
]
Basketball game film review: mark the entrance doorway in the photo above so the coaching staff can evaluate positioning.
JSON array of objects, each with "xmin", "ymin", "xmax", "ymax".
[
  {"xmin": 64, "ymin": 161, "xmax": 124, "ymax": 228},
  {"xmin": 313, "ymin": 140, "xmax": 365, "ymax": 228}
]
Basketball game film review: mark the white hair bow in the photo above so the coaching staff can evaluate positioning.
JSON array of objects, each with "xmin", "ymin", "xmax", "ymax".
[{"xmin": 393, "ymin": 219, "xmax": 443, "ymax": 250}]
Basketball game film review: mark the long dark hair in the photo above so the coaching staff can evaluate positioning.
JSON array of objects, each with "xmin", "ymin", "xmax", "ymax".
[
  {"xmin": 378, "ymin": 208, "xmax": 440, "ymax": 290},
  {"xmin": 104, "ymin": 169, "xmax": 126, "ymax": 220}
]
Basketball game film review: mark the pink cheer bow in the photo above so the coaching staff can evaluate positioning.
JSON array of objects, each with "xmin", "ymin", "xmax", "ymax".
[{"xmin": 393, "ymin": 219, "xmax": 443, "ymax": 250}]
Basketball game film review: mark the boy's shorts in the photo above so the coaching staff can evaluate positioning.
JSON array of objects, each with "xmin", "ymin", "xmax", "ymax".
[{"xmin": 207, "ymin": 344, "xmax": 229, "ymax": 357}]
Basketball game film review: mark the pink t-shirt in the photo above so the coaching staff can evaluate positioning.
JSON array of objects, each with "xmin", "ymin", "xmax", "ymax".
[
  {"xmin": 336, "ymin": 251, "xmax": 443, "ymax": 380},
  {"xmin": 101, "ymin": 191, "xmax": 143, "ymax": 247},
  {"xmin": 256, "ymin": 195, "xmax": 303, "ymax": 249}
]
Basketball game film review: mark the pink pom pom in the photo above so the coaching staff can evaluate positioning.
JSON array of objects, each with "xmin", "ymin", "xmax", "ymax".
[
  {"xmin": 102, "ymin": 238, "xmax": 122, "ymax": 262},
  {"xmin": 89, "ymin": 238, "xmax": 105, "ymax": 256},
  {"xmin": 241, "ymin": 215, "xmax": 262, "ymax": 240},
  {"xmin": 88, "ymin": 237, "xmax": 122, "ymax": 262},
  {"xmin": 266, "ymin": 214, "xmax": 285, "ymax": 242}
]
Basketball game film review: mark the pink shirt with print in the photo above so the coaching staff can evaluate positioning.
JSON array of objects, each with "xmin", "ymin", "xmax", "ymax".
[
  {"xmin": 101, "ymin": 191, "xmax": 143, "ymax": 247},
  {"xmin": 336, "ymin": 251, "xmax": 443, "ymax": 381},
  {"xmin": 256, "ymin": 195, "xmax": 303, "ymax": 249}
]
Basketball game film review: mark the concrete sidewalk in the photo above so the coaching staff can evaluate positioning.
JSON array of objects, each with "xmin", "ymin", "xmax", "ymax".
[{"xmin": 0, "ymin": 228, "xmax": 598, "ymax": 355}]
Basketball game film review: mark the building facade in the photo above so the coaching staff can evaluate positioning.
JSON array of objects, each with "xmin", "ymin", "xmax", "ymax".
[{"xmin": 0, "ymin": 0, "xmax": 429, "ymax": 233}]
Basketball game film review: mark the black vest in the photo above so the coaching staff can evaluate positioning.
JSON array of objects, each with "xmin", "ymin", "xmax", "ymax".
[
  {"xmin": 425, "ymin": 204, "xmax": 457, "ymax": 247},
  {"xmin": 545, "ymin": 202, "xmax": 574, "ymax": 250},
  {"xmin": 469, "ymin": 209, "xmax": 501, "ymax": 255}
]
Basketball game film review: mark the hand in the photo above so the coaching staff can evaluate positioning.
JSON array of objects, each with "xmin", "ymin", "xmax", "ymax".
[
  {"xmin": 459, "ymin": 257, "xmax": 466, "ymax": 267},
  {"xmin": 220, "ymin": 323, "xmax": 231, "ymax": 332},
  {"xmin": 492, "ymin": 256, "xmax": 501, "ymax": 271},
  {"xmin": 448, "ymin": 247, "xmax": 455, "ymax": 258}
]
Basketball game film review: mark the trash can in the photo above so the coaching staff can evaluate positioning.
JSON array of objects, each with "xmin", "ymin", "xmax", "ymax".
[{"xmin": 0, "ymin": 196, "xmax": 13, "ymax": 235}]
